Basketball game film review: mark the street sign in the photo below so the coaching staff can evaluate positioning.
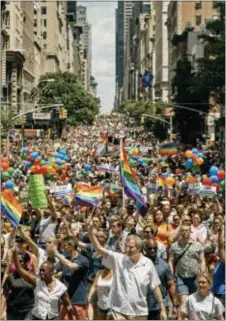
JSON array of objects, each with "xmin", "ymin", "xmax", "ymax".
[{"xmin": 33, "ymin": 113, "xmax": 51, "ymax": 120}]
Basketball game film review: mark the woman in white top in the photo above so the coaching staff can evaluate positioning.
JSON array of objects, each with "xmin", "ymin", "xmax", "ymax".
[
  {"xmin": 88, "ymin": 268, "xmax": 113, "ymax": 320},
  {"xmin": 181, "ymin": 273, "xmax": 224, "ymax": 320},
  {"xmin": 190, "ymin": 211, "xmax": 207, "ymax": 245},
  {"xmin": 12, "ymin": 247, "xmax": 76, "ymax": 320}
]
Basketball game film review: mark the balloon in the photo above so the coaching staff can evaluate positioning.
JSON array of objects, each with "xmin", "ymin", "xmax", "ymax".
[
  {"xmin": 209, "ymin": 166, "xmax": 218, "ymax": 176},
  {"xmin": 84, "ymin": 163, "xmax": 91, "ymax": 171},
  {"xmin": 217, "ymin": 170, "xmax": 225, "ymax": 181},
  {"xmin": 64, "ymin": 156, "xmax": 70, "ymax": 162},
  {"xmin": 210, "ymin": 175, "xmax": 219, "ymax": 183},
  {"xmin": 196, "ymin": 158, "xmax": 204, "ymax": 165},
  {"xmin": 30, "ymin": 152, "xmax": 39, "ymax": 160},
  {"xmin": 138, "ymin": 159, "xmax": 144, "ymax": 165},
  {"xmin": 40, "ymin": 160, "xmax": 46, "ymax": 165},
  {"xmin": 2, "ymin": 171, "xmax": 10, "ymax": 180},
  {"xmin": 185, "ymin": 177, "xmax": 197, "ymax": 184},
  {"xmin": 165, "ymin": 177, "xmax": 175, "ymax": 186},
  {"xmin": 131, "ymin": 155, "xmax": 137, "ymax": 160},
  {"xmin": 1, "ymin": 162, "xmax": 9, "ymax": 171},
  {"xmin": 21, "ymin": 153, "xmax": 27, "ymax": 161},
  {"xmin": 211, "ymin": 183, "xmax": 220, "ymax": 191},
  {"xmin": 191, "ymin": 153, "xmax": 198, "ymax": 161},
  {"xmin": 192, "ymin": 148, "xmax": 198, "ymax": 154},
  {"xmin": 58, "ymin": 153, "xmax": 65, "ymax": 159},
  {"xmin": 197, "ymin": 152, "xmax": 204, "ymax": 158},
  {"xmin": 7, "ymin": 167, "xmax": 14, "ymax": 175},
  {"xmin": 131, "ymin": 147, "xmax": 139, "ymax": 155},
  {"xmin": 1, "ymin": 157, "xmax": 8, "ymax": 163},
  {"xmin": 185, "ymin": 159, "xmax": 193, "ymax": 169},
  {"xmin": 220, "ymin": 180, "xmax": 225, "ymax": 190},
  {"xmin": 25, "ymin": 161, "xmax": 33, "ymax": 169},
  {"xmin": 202, "ymin": 177, "xmax": 212, "ymax": 186},
  {"xmin": 22, "ymin": 147, "xmax": 28, "ymax": 153},
  {"xmin": 34, "ymin": 156, "xmax": 42, "ymax": 164},
  {"xmin": 56, "ymin": 158, "xmax": 63, "ymax": 166},
  {"xmin": 185, "ymin": 150, "xmax": 193, "ymax": 158},
  {"xmin": 5, "ymin": 180, "xmax": 14, "ymax": 189}
]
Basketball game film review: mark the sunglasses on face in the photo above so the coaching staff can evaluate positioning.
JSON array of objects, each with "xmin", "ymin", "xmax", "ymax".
[{"xmin": 146, "ymin": 246, "xmax": 158, "ymax": 251}]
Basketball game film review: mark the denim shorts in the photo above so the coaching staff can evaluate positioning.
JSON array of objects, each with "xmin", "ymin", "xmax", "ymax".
[{"xmin": 176, "ymin": 275, "xmax": 197, "ymax": 295}]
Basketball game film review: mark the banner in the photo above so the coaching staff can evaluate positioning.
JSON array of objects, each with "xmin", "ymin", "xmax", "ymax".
[
  {"xmin": 188, "ymin": 183, "xmax": 202, "ymax": 194},
  {"xmin": 33, "ymin": 113, "xmax": 51, "ymax": 120},
  {"xmin": 199, "ymin": 185, "xmax": 217, "ymax": 197},
  {"xmin": 53, "ymin": 184, "xmax": 72, "ymax": 197}
]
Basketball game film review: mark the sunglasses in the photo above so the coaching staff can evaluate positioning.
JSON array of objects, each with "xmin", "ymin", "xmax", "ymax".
[{"xmin": 146, "ymin": 246, "xmax": 158, "ymax": 251}]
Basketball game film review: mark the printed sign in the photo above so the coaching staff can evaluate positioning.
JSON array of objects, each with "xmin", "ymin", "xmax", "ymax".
[
  {"xmin": 199, "ymin": 185, "xmax": 217, "ymax": 197},
  {"xmin": 53, "ymin": 184, "xmax": 72, "ymax": 196},
  {"xmin": 33, "ymin": 113, "xmax": 51, "ymax": 120},
  {"xmin": 188, "ymin": 183, "xmax": 202, "ymax": 194}
]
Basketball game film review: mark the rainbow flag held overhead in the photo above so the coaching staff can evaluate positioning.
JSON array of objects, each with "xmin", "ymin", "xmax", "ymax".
[
  {"xmin": 95, "ymin": 132, "xmax": 108, "ymax": 155},
  {"xmin": 1, "ymin": 190, "xmax": 23, "ymax": 227},
  {"xmin": 74, "ymin": 184, "xmax": 104, "ymax": 207},
  {"xmin": 60, "ymin": 193, "xmax": 75, "ymax": 205},
  {"xmin": 120, "ymin": 139, "xmax": 147, "ymax": 211},
  {"xmin": 159, "ymin": 142, "xmax": 178, "ymax": 156}
]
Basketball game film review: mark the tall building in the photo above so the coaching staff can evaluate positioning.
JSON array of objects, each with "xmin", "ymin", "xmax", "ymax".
[
  {"xmin": 153, "ymin": 1, "xmax": 169, "ymax": 102},
  {"xmin": 115, "ymin": 1, "xmax": 133, "ymax": 93},
  {"xmin": 76, "ymin": 5, "xmax": 92, "ymax": 91},
  {"xmin": 167, "ymin": 1, "xmax": 219, "ymax": 99}
]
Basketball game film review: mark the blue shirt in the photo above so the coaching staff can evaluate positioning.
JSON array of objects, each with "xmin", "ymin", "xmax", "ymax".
[
  {"xmin": 147, "ymin": 257, "xmax": 173, "ymax": 311},
  {"xmin": 106, "ymin": 230, "xmax": 129, "ymax": 253},
  {"xmin": 84, "ymin": 244, "xmax": 105, "ymax": 282},
  {"xmin": 212, "ymin": 261, "xmax": 225, "ymax": 296},
  {"xmin": 61, "ymin": 254, "xmax": 89, "ymax": 305}
]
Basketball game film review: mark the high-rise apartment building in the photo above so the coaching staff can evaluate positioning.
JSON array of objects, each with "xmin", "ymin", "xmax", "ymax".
[
  {"xmin": 76, "ymin": 5, "xmax": 92, "ymax": 91},
  {"xmin": 115, "ymin": 1, "xmax": 133, "ymax": 94},
  {"xmin": 153, "ymin": 1, "xmax": 169, "ymax": 102}
]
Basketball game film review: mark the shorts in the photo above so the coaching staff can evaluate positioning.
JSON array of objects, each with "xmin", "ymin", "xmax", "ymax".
[
  {"xmin": 107, "ymin": 310, "xmax": 147, "ymax": 320},
  {"xmin": 176, "ymin": 275, "xmax": 197, "ymax": 295}
]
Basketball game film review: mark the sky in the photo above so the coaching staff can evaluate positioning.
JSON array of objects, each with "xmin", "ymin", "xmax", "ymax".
[{"xmin": 78, "ymin": 1, "xmax": 117, "ymax": 113}]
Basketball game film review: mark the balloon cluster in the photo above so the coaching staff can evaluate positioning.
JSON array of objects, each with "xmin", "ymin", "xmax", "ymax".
[
  {"xmin": 184, "ymin": 148, "xmax": 205, "ymax": 169},
  {"xmin": 202, "ymin": 166, "xmax": 225, "ymax": 191},
  {"xmin": 1, "ymin": 157, "xmax": 15, "ymax": 189},
  {"xmin": 21, "ymin": 147, "xmax": 71, "ymax": 180}
]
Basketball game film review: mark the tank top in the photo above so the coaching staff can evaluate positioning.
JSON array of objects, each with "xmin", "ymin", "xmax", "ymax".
[{"xmin": 97, "ymin": 273, "xmax": 113, "ymax": 310}]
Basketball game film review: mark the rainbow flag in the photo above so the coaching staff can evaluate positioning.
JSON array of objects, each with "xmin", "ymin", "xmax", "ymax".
[
  {"xmin": 95, "ymin": 132, "xmax": 108, "ymax": 155},
  {"xmin": 61, "ymin": 193, "xmax": 74, "ymax": 205},
  {"xmin": 120, "ymin": 139, "xmax": 147, "ymax": 211},
  {"xmin": 1, "ymin": 190, "xmax": 23, "ymax": 227},
  {"xmin": 159, "ymin": 142, "xmax": 178, "ymax": 156},
  {"xmin": 74, "ymin": 184, "xmax": 104, "ymax": 207},
  {"xmin": 156, "ymin": 177, "xmax": 165, "ymax": 188}
]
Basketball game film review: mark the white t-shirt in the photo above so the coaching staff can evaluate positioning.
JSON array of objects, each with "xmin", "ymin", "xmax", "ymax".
[
  {"xmin": 181, "ymin": 292, "xmax": 224, "ymax": 320},
  {"xmin": 102, "ymin": 251, "xmax": 161, "ymax": 316},
  {"xmin": 97, "ymin": 272, "xmax": 113, "ymax": 310},
  {"xmin": 39, "ymin": 217, "xmax": 57, "ymax": 244}
]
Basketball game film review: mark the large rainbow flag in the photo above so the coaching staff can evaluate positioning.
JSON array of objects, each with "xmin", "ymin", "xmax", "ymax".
[
  {"xmin": 74, "ymin": 184, "xmax": 104, "ymax": 207},
  {"xmin": 95, "ymin": 132, "xmax": 108, "ymax": 155},
  {"xmin": 120, "ymin": 139, "xmax": 147, "ymax": 211},
  {"xmin": 159, "ymin": 142, "xmax": 178, "ymax": 156},
  {"xmin": 1, "ymin": 190, "xmax": 23, "ymax": 227}
]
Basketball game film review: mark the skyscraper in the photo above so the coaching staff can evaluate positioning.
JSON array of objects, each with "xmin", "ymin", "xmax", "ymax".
[{"xmin": 115, "ymin": 1, "xmax": 133, "ymax": 91}]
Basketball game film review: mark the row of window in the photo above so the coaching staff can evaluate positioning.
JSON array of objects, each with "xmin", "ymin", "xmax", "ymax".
[
  {"xmin": 34, "ymin": 19, "xmax": 47, "ymax": 27},
  {"xmin": 195, "ymin": 1, "xmax": 219, "ymax": 10},
  {"xmin": 196, "ymin": 14, "xmax": 219, "ymax": 26}
]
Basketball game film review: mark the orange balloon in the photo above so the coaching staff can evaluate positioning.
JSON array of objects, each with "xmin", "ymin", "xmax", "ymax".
[
  {"xmin": 165, "ymin": 177, "xmax": 175, "ymax": 186},
  {"xmin": 196, "ymin": 158, "xmax": 204, "ymax": 165},
  {"xmin": 175, "ymin": 168, "xmax": 182, "ymax": 175},
  {"xmin": 1, "ymin": 162, "xmax": 9, "ymax": 171},
  {"xmin": 185, "ymin": 150, "xmax": 193, "ymax": 158}
]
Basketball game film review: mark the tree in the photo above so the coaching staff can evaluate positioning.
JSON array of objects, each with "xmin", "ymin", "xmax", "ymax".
[
  {"xmin": 31, "ymin": 72, "xmax": 100, "ymax": 126},
  {"xmin": 195, "ymin": 1, "xmax": 225, "ymax": 105}
]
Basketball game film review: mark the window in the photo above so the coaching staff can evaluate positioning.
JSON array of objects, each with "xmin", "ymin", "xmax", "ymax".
[
  {"xmin": 195, "ymin": 1, "xmax": 202, "ymax": 10},
  {"xmin": 41, "ymin": 6, "xmax": 47, "ymax": 15},
  {"xmin": 42, "ymin": 19, "xmax": 47, "ymax": 27},
  {"xmin": 34, "ymin": 19, "xmax": 37, "ymax": 27},
  {"xmin": 42, "ymin": 31, "xmax": 47, "ymax": 39},
  {"xmin": 5, "ymin": 11, "xmax": 10, "ymax": 26},
  {"xmin": 213, "ymin": 1, "xmax": 218, "ymax": 9},
  {"xmin": 34, "ymin": 9, "xmax": 37, "ymax": 14},
  {"xmin": 196, "ymin": 15, "xmax": 202, "ymax": 26}
]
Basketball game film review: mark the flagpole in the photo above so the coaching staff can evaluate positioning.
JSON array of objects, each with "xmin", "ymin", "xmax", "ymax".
[{"xmin": 120, "ymin": 138, "xmax": 126, "ymax": 208}]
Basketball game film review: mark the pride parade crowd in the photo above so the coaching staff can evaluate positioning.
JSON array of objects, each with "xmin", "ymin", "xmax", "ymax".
[{"xmin": 1, "ymin": 114, "xmax": 225, "ymax": 320}]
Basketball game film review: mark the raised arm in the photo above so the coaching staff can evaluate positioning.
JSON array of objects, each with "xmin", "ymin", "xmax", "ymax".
[
  {"xmin": 19, "ymin": 226, "xmax": 39, "ymax": 257},
  {"xmin": 47, "ymin": 195, "xmax": 58, "ymax": 222},
  {"xmin": 88, "ymin": 223, "xmax": 109, "ymax": 259},
  {"xmin": 12, "ymin": 248, "xmax": 37, "ymax": 287}
]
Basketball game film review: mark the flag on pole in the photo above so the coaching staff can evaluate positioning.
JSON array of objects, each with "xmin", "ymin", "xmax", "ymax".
[
  {"xmin": 74, "ymin": 184, "xmax": 104, "ymax": 207},
  {"xmin": 120, "ymin": 139, "xmax": 147, "ymax": 211},
  {"xmin": 159, "ymin": 142, "xmax": 178, "ymax": 156},
  {"xmin": 95, "ymin": 132, "xmax": 108, "ymax": 155},
  {"xmin": 1, "ymin": 190, "xmax": 23, "ymax": 227}
]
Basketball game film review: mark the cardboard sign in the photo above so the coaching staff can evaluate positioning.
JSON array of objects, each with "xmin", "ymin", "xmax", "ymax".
[
  {"xmin": 53, "ymin": 184, "xmax": 72, "ymax": 196},
  {"xmin": 199, "ymin": 185, "xmax": 217, "ymax": 197}
]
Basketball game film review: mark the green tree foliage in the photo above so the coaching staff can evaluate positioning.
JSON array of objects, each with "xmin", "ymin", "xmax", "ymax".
[
  {"xmin": 31, "ymin": 72, "xmax": 100, "ymax": 125},
  {"xmin": 195, "ymin": 1, "xmax": 225, "ymax": 104}
]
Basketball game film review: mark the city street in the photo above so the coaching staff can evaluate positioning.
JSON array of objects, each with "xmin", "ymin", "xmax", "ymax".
[{"xmin": 1, "ymin": 1, "xmax": 225, "ymax": 321}]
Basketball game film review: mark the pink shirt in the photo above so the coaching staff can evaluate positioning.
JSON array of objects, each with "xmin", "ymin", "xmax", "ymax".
[{"xmin": 190, "ymin": 224, "xmax": 207, "ymax": 244}]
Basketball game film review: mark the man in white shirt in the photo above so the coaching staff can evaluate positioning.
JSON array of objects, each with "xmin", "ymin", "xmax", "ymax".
[{"xmin": 88, "ymin": 224, "xmax": 167, "ymax": 320}]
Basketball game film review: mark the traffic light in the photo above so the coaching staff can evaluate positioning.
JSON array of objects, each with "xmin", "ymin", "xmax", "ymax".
[{"xmin": 59, "ymin": 108, "xmax": 68, "ymax": 120}]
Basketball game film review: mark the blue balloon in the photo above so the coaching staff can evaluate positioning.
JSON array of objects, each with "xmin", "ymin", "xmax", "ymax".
[
  {"xmin": 84, "ymin": 163, "xmax": 91, "ymax": 171},
  {"xmin": 5, "ymin": 180, "xmax": 14, "ymax": 189},
  {"xmin": 25, "ymin": 161, "xmax": 33, "ymax": 168},
  {"xmin": 60, "ymin": 149, "xmax": 66, "ymax": 154},
  {"xmin": 56, "ymin": 158, "xmax": 62, "ymax": 166},
  {"xmin": 192, "ymin": 148, "xmax": 198, "ymax": 154},
  {"xmin": 22, "ymin": 147, "xmax": 28, "ymax": 153},
  {"xmin": 64, "ymin": 156, "xmax": 70, "ymax": 162},
  {"xmin": 209, "ymin": 166, "xmax": 218, "ymax": 176},
  {"xmin": 185, "ymin": 158, "xmax": 193, "ymax": 169},
  {"xmin": 197, "ymin": 152, "xmax": 204, "ymax": 158},
  {"xmin": 210, "ymin": 175, "xmax": 219, "ymax": 183},
  {"xmin": 132, "ymin": 155, "xmax": 137, "ymax": 160},
  {"xmin": 58, "ymin": 153, "xmax": 65, "ymax": 159},
  {"xmin": 30, "ymin": 152, "xmax": 38, "ymax": 159},
  {"xmin": 138, "ymin": 159, "xmax": 143, "ymax": 165}
]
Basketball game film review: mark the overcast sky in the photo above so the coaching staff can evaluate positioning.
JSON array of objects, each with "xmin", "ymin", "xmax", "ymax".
[{"xmin": 78, "ymin": 1, "xmax": 117, "ymax": 113}]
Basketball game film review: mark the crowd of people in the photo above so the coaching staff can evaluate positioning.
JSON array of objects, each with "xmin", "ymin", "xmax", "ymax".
[{"xmin": 1, "ymin": 113, "xmax": 225, "ymax": 320}]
